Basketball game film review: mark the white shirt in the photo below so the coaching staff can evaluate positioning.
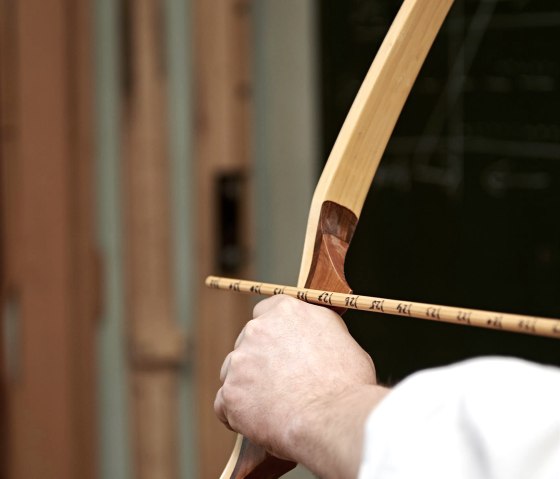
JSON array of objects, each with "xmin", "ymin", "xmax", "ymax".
[{"xmin": 359, "ymin": 357, "xmax": 560, "ymax": 478}]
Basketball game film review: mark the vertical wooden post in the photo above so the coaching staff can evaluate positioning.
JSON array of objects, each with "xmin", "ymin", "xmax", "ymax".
[
  {"xmin": 194, "ymin": 0, "xmax": 255, "ymax": 476},
  {"xmin": 0, "ymin": 0, "xmax": 16, "ymax": 474},
  {"xmin": 121, "ymin": 0, "xmax": 186, "ymax": 478},
  {"xmin": 0, "ymin": 0, "xmax": 97, "ymax": 478},
  {"xmin": 66, "ymin": 1, "xmax": 98, "ymax": 475}
]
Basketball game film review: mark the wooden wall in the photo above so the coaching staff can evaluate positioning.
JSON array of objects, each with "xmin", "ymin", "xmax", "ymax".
[
  {"xmin": 194, "ymin": 0, "xmax": 256, "ymax": 476},
  {"xmin": 0, "ymin": 1, "xmax": 97, "ymax": 479},
  {"xmin": 121, "ymin": 0, "xmax": 186, "ymax": 477},
  {"xmin": 1, "ymin": 0, "xmax": 314, "ymax": 477}
]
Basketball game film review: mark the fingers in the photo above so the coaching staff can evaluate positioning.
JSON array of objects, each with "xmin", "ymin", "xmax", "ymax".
[
  {"xmin": 220, "ymin": 321, "xmax": 252, "ymax": 402},
  {"xmin": 252, "ymin": 294, "xmax": 292, "ymax": 318},
  {"xmin": 213, "ymin": 388, "xmax": 233, "ymax": 431},
  {"xmin": 234, "ymin": 325, "xmax": 246, "ymax": 349},
  {"xmin": 253, "ymin": 294, "xmax": 345, "ymax": 323},
  {"xmin": 216, "ymin": 352, "xmax": 236, "ymax": 430},
  {"xmin": 220, "ymin": 351, "xmax": 232, "ymax": 382}
]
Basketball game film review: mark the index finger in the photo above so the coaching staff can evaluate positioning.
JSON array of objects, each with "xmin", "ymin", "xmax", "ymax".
[{"xmin": 252, "ymin": 294, "xmax": 299, "ymax": 318}]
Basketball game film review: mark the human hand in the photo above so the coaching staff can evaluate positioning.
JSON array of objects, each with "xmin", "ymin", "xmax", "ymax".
[{"xmin": 214, "ymin": 294, "xmax": 386, "ymax": 473}]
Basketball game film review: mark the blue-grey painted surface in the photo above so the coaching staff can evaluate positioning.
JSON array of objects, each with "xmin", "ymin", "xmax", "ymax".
[
  {"xmin": 94, "ymin": 0, "xmax": 132, "ymax": 477},
  {"xmin": 254, "ymin": 1, "xmax": 318, "ymax": 477},
  {"xmin": 164, "ymin": 0, "xmax": 197, "ymax": 476}
]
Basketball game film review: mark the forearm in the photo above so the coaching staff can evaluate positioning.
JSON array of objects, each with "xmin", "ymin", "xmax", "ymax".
[{"xmin": 287, "ymin": 384, "xmax": 390, "ymax": 479}]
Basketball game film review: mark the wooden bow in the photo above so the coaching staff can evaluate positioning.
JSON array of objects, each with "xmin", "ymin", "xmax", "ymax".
[{"xmin": 219, "ymin": 0, "xmax": 454, "ymax": 477}]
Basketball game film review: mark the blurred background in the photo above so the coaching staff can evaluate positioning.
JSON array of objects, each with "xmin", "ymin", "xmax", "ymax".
[{"xmin": 1, "ymin": 0, "xmax": 559, "ymax": 478}]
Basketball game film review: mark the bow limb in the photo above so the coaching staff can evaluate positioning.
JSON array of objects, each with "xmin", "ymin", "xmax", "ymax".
[
  {"xmin": 220, "ymin": 0, "xmax": 454, "ymax": 477},
  {"xmin": 298, "ymin": 0, "xmax": 454, "ymax": 290}
]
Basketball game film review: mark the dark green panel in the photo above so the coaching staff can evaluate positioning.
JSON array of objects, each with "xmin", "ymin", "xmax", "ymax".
[{"xmin": 319, "ymin": 0, "xmax": 560, "ymax": 383}]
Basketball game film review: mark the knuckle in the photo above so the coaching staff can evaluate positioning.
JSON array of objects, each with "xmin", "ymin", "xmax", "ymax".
[
  {"xmin": 219, "ymin": 352, "xmax": 231, "ymax": 382},
  {"xmin": 244, "ymin": 319, "xmax": 258, "ymax": 335},
  {"xmin": 214, "ymin": 388, "xmax": 234, "ymax": 430},
  {"xmin": 244, "ymin": 318, "xmax": 269, "ymax": 339},
  {"xmin": 252, "ymin": 302, "xmax": 261, "ymax": 319},
  {"xmin": 213, "ymin": 389, "xmax": 223, "ymax": 415},
  {"xmin": 277, "ymin": 294, "xmax": 301, "ymax": 313},
  {"xmin": 220, "ymin": 383, "xmax": 239, "ymax": 406},
  {"xmin": 227, "ymin": 350, "xmax": 246, "ymax": 373},
  {"xmin": 227, "ymin": 351, "xmax": 239, "ymax": 370}
]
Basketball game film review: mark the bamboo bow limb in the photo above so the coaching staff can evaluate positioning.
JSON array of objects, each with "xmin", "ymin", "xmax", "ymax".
[
  {"xmin": 219, "ymin": 0, "xmax": 455, "ymax": 477},
  {"xmin": 298, "ymin": 0, "xmax": 455, "ymax": 287}
]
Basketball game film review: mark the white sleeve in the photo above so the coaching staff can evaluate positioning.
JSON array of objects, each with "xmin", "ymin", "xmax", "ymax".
[{"xmin": 358, "ymin": 357, "xmax": 560, "ymax": 479}]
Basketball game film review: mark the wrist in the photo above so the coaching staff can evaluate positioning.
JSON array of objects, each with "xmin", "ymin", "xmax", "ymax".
[{"xmin": 285, "ymin": 384, "xmax": 390, "ymax": 479}]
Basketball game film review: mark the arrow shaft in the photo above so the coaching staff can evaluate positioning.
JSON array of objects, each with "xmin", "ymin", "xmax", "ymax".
[{"xmin": 206, "ymin": 276, "xmax": 560, "ymax": 340}]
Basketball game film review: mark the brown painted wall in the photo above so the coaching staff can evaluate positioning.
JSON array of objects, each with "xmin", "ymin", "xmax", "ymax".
[{"xmin": 0, "ymin": 1, "xmax": 97, "ymax": 478}]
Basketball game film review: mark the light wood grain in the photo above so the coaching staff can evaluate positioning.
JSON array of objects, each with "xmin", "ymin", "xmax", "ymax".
[
  {"xmin": 122, "ymin": 1, "xmax": 186, "ymax": 478},
  {"xmin": 194, "ymin": 0, "xmax": 256, "ymax": 477},
  {"xmin": 1, "ymin": 0, "xmax": 98, "ymax": 477},
  {"xmin": 207, "ymin": 276, "xmax": 560, "ymax": 340},
  {"xmin": 298, "ymin": 0, "xmax": 454, "ymax": 286}
]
